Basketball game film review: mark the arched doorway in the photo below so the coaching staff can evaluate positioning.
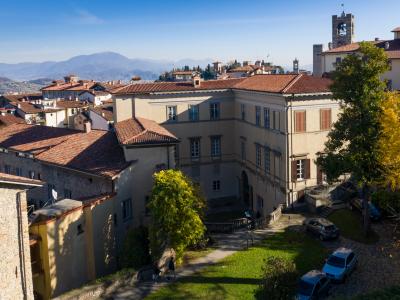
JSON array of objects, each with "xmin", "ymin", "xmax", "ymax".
[{"xmin": 241, "ymin": 171, "xmax": 250, "ymax": 208}]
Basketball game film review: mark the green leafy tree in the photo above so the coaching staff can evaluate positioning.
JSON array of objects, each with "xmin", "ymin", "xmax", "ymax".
[
  {"xmin": 317, "ymin": 42, "xmax": 389, "ymax": 234},
  {"xmin": 120, "ymin": 226, "xmax": 151, "ymax": 269},
  {"xmin": 148, "ymin": 169, "xmax": 206, "ymax": 262}
]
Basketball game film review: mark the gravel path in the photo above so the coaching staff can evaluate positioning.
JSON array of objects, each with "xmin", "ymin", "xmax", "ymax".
[{"xmin": 324, "ymin": 220, "xmax": 400, "ymax": 299}]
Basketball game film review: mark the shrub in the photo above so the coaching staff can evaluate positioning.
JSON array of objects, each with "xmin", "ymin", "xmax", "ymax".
[
  {"xmin": 256, "ymin": 256, "xmax": 298, "ymax": 300},
  {"xmin": 120, "ymin": 226, "xmax": 151, "ymax": 269}
]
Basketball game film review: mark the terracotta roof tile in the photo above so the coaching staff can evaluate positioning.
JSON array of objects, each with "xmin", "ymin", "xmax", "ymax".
[
  {"xmin": 0, "ymin": 124, "xmax": 129, "ymax": 178},
  {"xmin": 1, "ymin": 93, "xmax": 42, "ymax": 103},
  {"xmin": 392, "ymin": 27, "xmax": 400, "ymax": 32},
  {"xmin": 0, "ymin": 172, "xmax": 44, "ymax": 186},
  {"xmin": 0, "ymin": 114, "xmax": 25, "ymax": 126},
  {"xmin": 113, "ymin": 75, "xmax": 330, "ymax": 95},
  {"xmin": 114, "ymin": 117, "xmax": 178, "ymax": 145},
  {"xmin": 113, "ymin": 78, "xmax": 245, "ymax": 94},
  {"xmin": 12, "ymin": 102, "xmax": 43, "ymax": 114},
  {"xmin": 55, "ymin": 100, "xmax": 89, "ymax": 109},
  {"xmin": 91, "ymin": 105, "xmax": 114, "ymax": 122}
]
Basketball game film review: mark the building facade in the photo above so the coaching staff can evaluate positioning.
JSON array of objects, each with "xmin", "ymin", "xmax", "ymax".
[{"xmin": 113, "ymin": 74, "xmax": 335, "ymax": 216}]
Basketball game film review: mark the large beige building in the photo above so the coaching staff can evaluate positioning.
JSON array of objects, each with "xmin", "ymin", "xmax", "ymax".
[{"xmin": 112, "ymin": 74, "xmax": 334, "ymax": 216}]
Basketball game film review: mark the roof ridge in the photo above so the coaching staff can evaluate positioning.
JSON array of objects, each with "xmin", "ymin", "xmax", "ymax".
[{"xmin": 281, "ymin": 74, "xmax": 303, "ymax": 93}]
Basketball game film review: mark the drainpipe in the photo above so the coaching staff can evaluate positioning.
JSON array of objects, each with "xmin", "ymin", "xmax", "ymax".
[
  {"xmin": 16, "ymin": 192, "xmax": 28, "ymax": 300},
  {"xmin": 289, "ymin": 94, "xmax": 295, "ymax": 207}
]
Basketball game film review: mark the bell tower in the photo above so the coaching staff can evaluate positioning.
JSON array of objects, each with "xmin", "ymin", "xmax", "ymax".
[{"xmin": 332, "ymin": 6, "xmax": 354, "ymax": 48}]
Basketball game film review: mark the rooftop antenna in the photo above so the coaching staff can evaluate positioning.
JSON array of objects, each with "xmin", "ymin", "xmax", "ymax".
[{"xmin": 341, "ymin": 3, "xmax": 345, "ymax": 17}]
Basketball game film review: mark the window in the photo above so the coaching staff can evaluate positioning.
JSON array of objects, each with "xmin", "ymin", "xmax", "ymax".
[
  {"xmin": 241, "ymin": 140, "xmax": 246, "ymax": 161},
  {"xmin": 16, "ymin": 167, "xmax": 22, "ymax": 176},
  {"xmin": 210, "ymin": 136, "xmax": 221, "ymax": 158},
  {"xmin": 4, "ymin": 164, "xmax": 11, "ymax": 174},
  {"xmin": 264, "ymin": 147, "xmax": 270, "ymax": 174},
  {"xmin": 77, "ymin": 224, "xmax": 84, "ymax": 235},
  {"xmin": 241, "ymin": 104, "xmax": 246, "ymax": 120},
  {"xmin": 295, "ymin": 159, "xmax": 307, "ymax": 180},
  {"xmin": 387, "ymin": 80, "xmax": 393, "ymax": 91},
  {"xmin": 212, "ymin": 180, "xmax": 220, "ymax": 191},
  {"xmin": 274, "ymin": 152, "xmax": 281, "ymax": 179},
  {"xmin": 174, "ymin": 145, "xmax": 179, "ymax": 165},
  {"xmin": 188, "ymin": 104, "xmax": 199, "ymax": 121},
  {"xmin": 64, "ymin": 189, "xmax": 72, "ymax": 199},
  {"xmin": 190, "ymin": 138, "xmax": 200, "ymax": 159},
  {"xmin": 295, "ymin": 111, "xmax": 306, "ymax": 132},
  {"xmin": 28, "ymin": 170, "xmax": 35, "ymax": 179},
  {"xmin": 335, "ymin": 57, "xmax": 342, "ymax": 65},
  {"xmin": 272, "ymin": 111, "xmax": 280, "ymax": 130},
  {"xmin": 167, "ymin": 106, "xmax": 177, "ymax": 121},
  {"xmin": 255, "ymin": 106, "xmax": 261, "ymax": 126},
  {"xmin": 389, "ymin": 59, "xmax": 393, "ymax": 71},
  {"xmin": 264, "ymin": 108, "xmax": 270, "ymax": 129},
  {"xmin": 320, "ymin": 109, "xmax": 332, "ymax": 130},
  {"xmin": 210, "ymin": 103, "xmax": 220, "ymax": 120},
  {"xmin": 256, "ymin": 195, "xmax": 264, "ymax": 209},
  {"xmin": 122, "ymin": 198, "xmax": 132, "ymax": 221},
  {"xmin": 255, "ymin": 144, "xmax": 262, "ymax": 167}
]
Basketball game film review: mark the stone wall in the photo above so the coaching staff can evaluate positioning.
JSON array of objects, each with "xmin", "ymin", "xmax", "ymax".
[{"xmin": 0, "ymin": 184, "xmax": 34, "ymax": 300}]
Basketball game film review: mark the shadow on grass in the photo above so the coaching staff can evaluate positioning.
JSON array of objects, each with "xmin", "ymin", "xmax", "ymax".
[{"xmin": 147, "ymin": 226, "xmax": 328, "ymax": 300}]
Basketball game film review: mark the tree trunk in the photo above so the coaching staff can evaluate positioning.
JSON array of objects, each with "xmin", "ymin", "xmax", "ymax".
[{"xmin": 362, "ymin": 184, "xmax": 371, "ymax": 236}]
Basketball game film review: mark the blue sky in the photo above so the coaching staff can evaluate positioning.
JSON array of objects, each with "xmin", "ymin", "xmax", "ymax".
[{"xmin": 1, "ymin": 0, "xmax": 400, "ymax": 67}]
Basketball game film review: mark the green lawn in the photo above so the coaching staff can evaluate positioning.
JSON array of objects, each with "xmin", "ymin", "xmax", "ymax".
[
  {"xmin": 146, "ymin": 230, "xmax": 328, "ymax": 300},
  {"xmin": 328, "ymin": 209, "xmax": 379, "ymax": 244}
]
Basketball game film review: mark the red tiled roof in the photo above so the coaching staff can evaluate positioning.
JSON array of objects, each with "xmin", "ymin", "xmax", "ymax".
[
  {"xmin": 12, "ymin": 102, "xmax": 43, "ymax": 114},
  {"xmin": 113, "ymin": 75, "xmax": 330, "ymax": 95},
  {"xmin": 113, "ymin": 78, "xmax": 245, "ymax": 94},
  {"xmin": 232, "ymin": 74, "xmax": 332, "ymax": 94},
  {"xmin": 0, "ymin": 124, "xmax": 129, "ymax": 178},
  {"xmin": 0, "ymin": 114, "xmax": 25, "ymax": 126},
  {"xmin": 55, "ymin": 100, "xmax": 89, "ymax": 109},
  {"xmin": 322, "ymin": 39, "xmax": 400, "ymax": 59},
  {"xmin": 228, "ymin": 65, "xmax": 259, "ymax": 73},
  {"xmin": 41, "ymin": 81, "xmax": 96, "ymax": 92},
  {"xmin": 172, "ymin": 71, "xmax": 197, "ymax": 75},
  {"xmin": 114, "ymin": 117, "xmax": 178, "ymax": 146},
  {"xmin": 0, "ymin": 172, "xmax": 44, "ymax": 186},
  {"xmin": 392, "ymin": 27, "xmax": 400, "ymax": 32},
  {"xmin": 91, "ymin": 105, "xmax": 114, "ymax": 122},
  {"xmin": 0, "ymin": 93, "xmax": 42, "ymax": 103}
]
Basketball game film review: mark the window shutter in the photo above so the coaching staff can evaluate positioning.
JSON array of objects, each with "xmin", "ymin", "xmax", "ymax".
[
  {"xmin": 305, "ymin": 159, "xmax": 311, "ymax": 179},
  {"xmin": 317, "ymin": 165, "xmax": 322, "ymax": 184},
  {"xmin": 291, "ymin": 160, "xmax": 297, "ymax": 182}
]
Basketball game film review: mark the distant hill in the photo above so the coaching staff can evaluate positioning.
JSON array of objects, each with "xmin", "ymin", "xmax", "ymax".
[
  {"xmin": 0, "ymin": 77, "xmax": 44, "ymax": 95},
  {"xmin": 0, "ymin": 52, "xmax": 212, "ymax": 82}
]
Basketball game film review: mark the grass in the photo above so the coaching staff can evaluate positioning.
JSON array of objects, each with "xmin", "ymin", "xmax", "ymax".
[
  {"xmin": 328, "ymin": 209, "xmax": 379, "ymax": 244},
  {"xmin": 146, "ymin": 229, "xmax": 328, "ymax": 300},
  {"xmin": 205, "ymin": 210, "xmax": 244, "ymax": 222}
]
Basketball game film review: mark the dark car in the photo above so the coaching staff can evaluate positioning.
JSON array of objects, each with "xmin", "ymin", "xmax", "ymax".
[
  {"xmin": 349, "ymin": 198, "xmax": 381, "ymax": 221},
  {"xmin": 296, "ymin": 270, "xmax": 331, "ymax": 300},
  {"xmin": 303, "ymin": 218, "xmax": 340, "ymax": 240}
]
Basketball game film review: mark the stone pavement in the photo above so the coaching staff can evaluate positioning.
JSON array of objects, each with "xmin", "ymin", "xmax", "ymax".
[{"xmin": 102, "ymin": 213, "xmax": 306, "ymax": 300}]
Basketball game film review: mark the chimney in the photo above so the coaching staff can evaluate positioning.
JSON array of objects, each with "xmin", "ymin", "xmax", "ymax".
[
  {"xmin": 53, "ymin": 99, "xmax": 57, "ymax": 108},
  {"xmin": 84, "ymin": 121, "xmax": 91, "ymax": 133},
  {"xmin": 75, "ymin": 97, "xmax": 79, "ymax": 102},
  {"xmin": 375, "ymin": 37, "xmax": 380, "ymax": 41},
  {"xmin": 101, "ymin": 112, "xmax": 105, "ymax": 117},
  {"xmin": 192, "ymin": 75, "xmax": 201, "ymax": 88},
  {"xmin": 385, "ymin": 41, "xmax": 390, "ymax": 50},
  {"xmin": 17, "ymin": 103, "xmax": 21, "ymax": 109},
  {"xmin": 328, "ymin": 42, "xmax": 333, "ymax": 50}
]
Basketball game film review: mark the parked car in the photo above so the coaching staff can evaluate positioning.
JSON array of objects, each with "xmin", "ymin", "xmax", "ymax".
[
  {"xmin": 296, "ymin": 270, "xmax": 331, "ymax": 300},
  {"xmin": 303, "ymin": 218, "xmax": 340, "ymax": 240},
  {"xmin": 322, "ymin": 247, "xmax": 357, "ymax": 282},
  {"xmin": 349, "ymin": 198, "xmax": 381, "ymax": 221}
]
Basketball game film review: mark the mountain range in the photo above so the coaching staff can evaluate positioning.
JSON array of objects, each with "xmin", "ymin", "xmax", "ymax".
[{"xmin": 0, "ymin": 52, "xmax": 213, "ymax": 82}]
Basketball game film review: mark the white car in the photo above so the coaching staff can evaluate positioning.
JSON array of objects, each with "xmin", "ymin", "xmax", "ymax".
[{"xmin": 322, "ymin": 248, "xmax": 357, "ymax": 282}]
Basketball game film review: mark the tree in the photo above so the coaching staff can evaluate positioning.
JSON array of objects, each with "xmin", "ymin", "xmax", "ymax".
[
  {"xmin": 148, "ymin": 169, "xmax": 206, "ymax": 262},
  {"xmin": 317, "ymin": 42, "xmax": 389, "ymax": 234},
  {"xmin": 377, "ymin": 92, "xmax": 400, "ymax": 190},
  {"xmin": 256, "ymin": 257, "xmax": 298, "ymax": 300},
  {"xmin": 120, "ymin": 226, "xmax": 151, "ymax": 269}
]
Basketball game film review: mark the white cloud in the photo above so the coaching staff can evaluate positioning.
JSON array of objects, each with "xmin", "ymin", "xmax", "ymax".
[{"xmin": 74, "ymin": 9, "xmax": 104, "ymax": 25}]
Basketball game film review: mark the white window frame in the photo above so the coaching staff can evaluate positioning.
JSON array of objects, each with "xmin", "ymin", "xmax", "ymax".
[
  {"xmin": 296, "ymin": 159, "xmax": 305, "ymax": 180},
  {"xmin": 210, "ymin": 136, "xmax": 221, "ymax": 158},
  {"xmin": 210, "ymin": 102, "xmax": 220, "ymax": 120},
  {"xmin": 167, "ymin": 105, "xmax": 177, "ymax": 121},
  {"xmin": 212, "ymin": 180, "xmax": 221, "ymax": 191},
  {"xmin": 190, "ymin": 138, "xmax": 200, "ymax": 159}
]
